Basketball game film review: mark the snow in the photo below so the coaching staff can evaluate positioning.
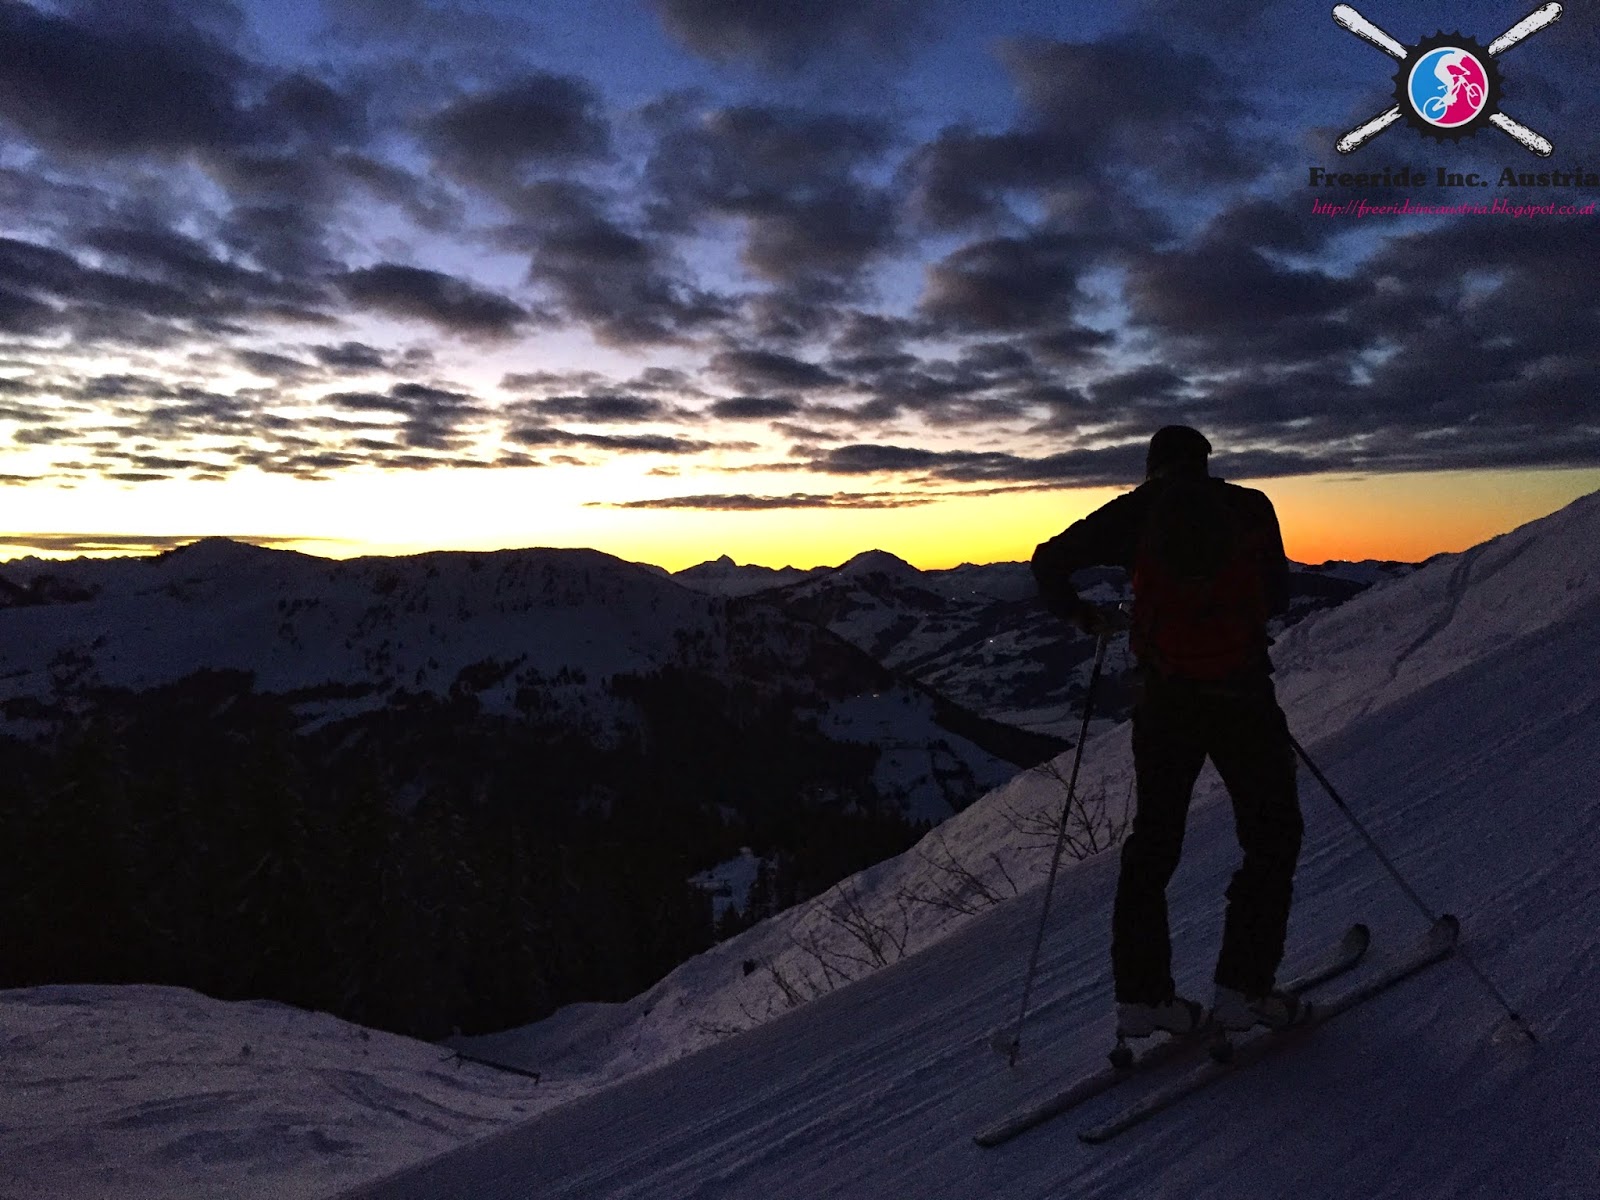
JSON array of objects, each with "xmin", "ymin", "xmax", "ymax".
[
  {"xmin": 690, "ymin": 848, "xmax": 764, "ymax": 920},
  {"xmin": 3, "ymin": 490, "xmax": 1598, "ymax": 1199},
  {"xmin": 1292, "ymin": 558, "xmax": 1412, "ymax": 586},
  {"xmin": 0, "ymin": 986, "xmax": 550, "ymax": 1200}
]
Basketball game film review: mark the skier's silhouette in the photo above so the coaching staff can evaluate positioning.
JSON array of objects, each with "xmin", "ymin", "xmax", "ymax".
[{"xmin": 1032, "ymin": 426, "xmax": 1308, "ymax": 1038}]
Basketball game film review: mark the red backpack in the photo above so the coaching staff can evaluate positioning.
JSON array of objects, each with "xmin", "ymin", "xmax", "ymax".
[{"xmin": 1130, "ymin": 481, "xmax": 1269, "ymax": 681}]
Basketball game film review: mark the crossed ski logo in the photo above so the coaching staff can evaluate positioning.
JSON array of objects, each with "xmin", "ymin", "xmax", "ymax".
[{"xmin": 1333, "ymin": 3, "xmax": 1562, "ymax": 156}]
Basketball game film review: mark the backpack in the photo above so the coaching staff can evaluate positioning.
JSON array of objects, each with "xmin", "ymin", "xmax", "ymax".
[{"xmin": 1130, "ymin": 479, "xmax": 1269, "ymax": 681}]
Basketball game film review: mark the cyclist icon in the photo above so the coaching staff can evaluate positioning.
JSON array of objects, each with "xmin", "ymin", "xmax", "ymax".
[{"xmin": 1424, "ymin": 52, "xmax": 1485, "ymax": 119}]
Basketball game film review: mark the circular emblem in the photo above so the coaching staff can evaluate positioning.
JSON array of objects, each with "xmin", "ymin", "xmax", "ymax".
[
  {"xmin": 1409, "ymin": 48, "xmax": 1489, "ymax": 127},
  {"xmin": 1393, "ymin": 33, "xmax": 1501, "ymax": 143}
]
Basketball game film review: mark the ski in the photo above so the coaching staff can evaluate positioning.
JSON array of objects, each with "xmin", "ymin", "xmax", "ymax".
[
  {"xmin": 974, "ymin": 922, "xmax": 1370, "ymax": 1148},
  {"xmin": 1078, "ymin": 914, "xmax": 1459, "ymax": 1145}
]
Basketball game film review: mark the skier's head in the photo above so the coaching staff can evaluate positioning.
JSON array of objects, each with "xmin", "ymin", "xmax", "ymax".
[{"xmin": 1145, "ymin": 425, "xmax": 1212, "ymax": 480}]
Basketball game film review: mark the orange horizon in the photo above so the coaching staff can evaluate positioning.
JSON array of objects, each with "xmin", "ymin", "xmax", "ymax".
[{"xmin": 2, "ymin": 465, "xmax": 1597, "ymax": 574}]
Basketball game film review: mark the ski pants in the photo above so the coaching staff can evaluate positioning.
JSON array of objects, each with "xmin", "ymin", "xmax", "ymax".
[{"xmin": 1113, "ymin": 670, "xmax": 1304, "ymax": 1002}]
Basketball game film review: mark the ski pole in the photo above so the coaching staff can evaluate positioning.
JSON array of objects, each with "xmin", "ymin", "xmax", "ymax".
[
  {"xmin": 1002, "ymin": 632, "xmax": 1110, "ymax": 1067},
  {"xmin": 1287, "ymin": 731, "xmax": 1537, "ymax": 1043}
]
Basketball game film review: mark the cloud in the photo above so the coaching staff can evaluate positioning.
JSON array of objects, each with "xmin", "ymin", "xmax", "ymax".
[
  {"xmin": 1086, "ymin": 364, "xmax": 1189, "ymax": 409},
  {"xmin": 0, "ymin": 286, "xmax": 60, "ymax": 336},
  {"xmin": 387, "ymin": 381, "xmax": 485, "ymax": 450},
  {"xmin": 1125, "ymin": 243, "xmax": 1367, "ymax": 357},
  {"xmin": 787, "ymin": 439, "xmax": 1272, "ymax": 488},
  {"xmin": 506, "ymin": 180, "xmax": 729, "ymax": 346},
  {"xmin": 808, "ymin": 443, "xmax": 948, "ymax": 474},
  {"xmin": 323, "ymin": 381, "xmax": 487, "ymax": 450},
  {"xmin": 599, "ymin": 489, "xmax": 934, "ymax": 510},
  {"xmin": 313, "ymin": 341, "xmax": 389, "ymax": 371},
  {"xmin": 322, "ymin": 0, "xmax": 532, "ymax": 47},
  {"xmin": 423, "ymin": 73, "xmax": 611, "ymax": 188},
  {"xmin": 337, "ymin": 263, "xmax": 531, "ymax": 337},
  {"xmin": 234, "ymin": 349, "xmax": 314, "ymax": 379},
  {"xmin": 904, "ymin": 130, "xmax": 1067, "ymax": 232},
  {"xmin": 84, "ymin": 224, "xmax": 270, "ymax": 292},
  {"xmin": 648, "ymin": 0, "xmax": 934, "ymax": 71},
  {"xmin": 813, "ymin": 337, "xmax": 1079, "ymax": 428},
  {"xmin": 709, "ymin": 349, "xmax": 842, "ymax": 392},
  {"xmin": 708, "ymin": 395, "xmax": 801, "ymax": 420},
  {"xmin": 1098, "ymin": 195, "xmax": 1600, "ymax": 485},
  {"xmin": 506, "ymin": 427, "xmax": 725, "ymax": 455},
  {"xmin": 3, "ymin": 1, "xmax": 1595, "ymax": 499},
  {"xmin": 1131, "ymin": 0, "xmax": 1277, "ymax": 38},
  {"xmin": 0, "ymin": 1, "xmax": 254, "ymax": 158},
  {"xmin": 906, "ymin": 34, "xmax": 1250, "ymax": 231},
  {"xmin": 921, "ymin": 233, "xmax": 1094, "ymax": 333},
  {"xmin": 0, "ymin": 232, "xmax": 327, "ymax": 345},
  {"xmin": 528, "ymin": 395, "xmax": 670, "ymax": 423},
  {"xmin": 646, "ymin": 102, "xmax": 899, "ymax": 292},
  {"xmin": 259, "ymin": 72, "xmax": 368, "ymax": 148}
]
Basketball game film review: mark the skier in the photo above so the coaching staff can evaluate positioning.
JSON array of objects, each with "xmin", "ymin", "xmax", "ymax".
[{"xmin": 1031, "ymin": 425, "xmax": 1309, "ymax": 1042}]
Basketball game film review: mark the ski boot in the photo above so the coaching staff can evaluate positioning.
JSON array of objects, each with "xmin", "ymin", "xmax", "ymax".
[
  {"xmin": 1110, "ymin": 995, "xmax": 1204, "ymax": 1068},
  {"xmin": 1208, "ymin": 985, "xmax": 1313, "ymax": 1061}
]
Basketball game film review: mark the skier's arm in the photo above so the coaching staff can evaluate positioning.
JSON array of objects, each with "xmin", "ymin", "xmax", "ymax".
[
  {"xmin": 1260, "ymin": 497, "xmax": 1290, "ymax": 617},
  {"xmin": 1031, "ymin": 492, "xmax": 1144, "ymax": 624}
]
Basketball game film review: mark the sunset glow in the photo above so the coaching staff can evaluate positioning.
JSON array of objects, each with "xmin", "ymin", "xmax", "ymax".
[{"xmin": 1, "ymin": 0, "xmax": 1595, "ymax": 571}]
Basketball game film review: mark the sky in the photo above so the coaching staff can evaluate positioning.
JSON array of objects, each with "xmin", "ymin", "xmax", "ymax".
[{"xmin": 1, "ymin": 0, "xmax": 1597, "ymax": 570}]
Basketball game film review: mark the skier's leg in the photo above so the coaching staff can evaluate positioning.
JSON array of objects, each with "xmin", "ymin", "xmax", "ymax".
[
  {"xmin": 1114, "ymin": 679, "xmax": 1207, "ymax": 1003},
  {"xmin": 1209, "ymin": 683, "xmax": 1303, "ymax": 996}
]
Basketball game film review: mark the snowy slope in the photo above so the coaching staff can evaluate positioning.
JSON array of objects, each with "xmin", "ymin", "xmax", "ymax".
[
  {"xmin": 1, "ymin": 492, "xmax": 1594, "ymax": 1199},
  {"xmin": 0, "ymin": 985, "xmax": 550, "ymax": 1200}
]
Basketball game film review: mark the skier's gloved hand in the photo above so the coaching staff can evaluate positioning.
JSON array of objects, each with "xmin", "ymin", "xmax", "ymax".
[{"xmin": 1073, "ymin": 601, "xmax": 1130, "ymax": 637}]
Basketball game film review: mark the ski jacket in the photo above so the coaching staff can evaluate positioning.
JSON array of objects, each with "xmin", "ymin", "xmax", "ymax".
[{"xmin": 1031, "ymin": 475, "xmax": 1290, "ymax": 678}]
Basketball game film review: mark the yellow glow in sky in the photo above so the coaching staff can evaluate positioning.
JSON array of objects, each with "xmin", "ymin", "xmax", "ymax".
[{"xmin": 4, "ymin": 464, "xmax": 1598, "ymax": 570}]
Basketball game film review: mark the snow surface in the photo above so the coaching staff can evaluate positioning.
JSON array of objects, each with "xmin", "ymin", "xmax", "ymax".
[
  {"xmin": 691, "ymin": 848, "xmax": 764, "ymax": 920},
  {"xmin": 3, "ymin": 491, "xmax": 1597, "ymax": 1199},
  {"xmin": 0, "ymin": 986, "xmax": 550, "ymax": 1200}
]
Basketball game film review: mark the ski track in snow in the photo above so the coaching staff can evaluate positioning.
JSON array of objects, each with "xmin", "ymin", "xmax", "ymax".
[{"xmin": 2, "ymin": 492, "xmax": 1599, "ymax": 1198}]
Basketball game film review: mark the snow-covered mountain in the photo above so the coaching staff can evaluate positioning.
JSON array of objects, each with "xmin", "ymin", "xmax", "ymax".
[
  {"xmin": 682, "ymin": 548, "xmax": 1411, "ymax": 736},
  {"xmin": 672, "ymin": 554, "xmax": 821, "ymax": 596},
  {"xmin": 4, "ymin": 492, "xmax": 1593, "ymax": 1199},
  {"xmin": 0, "ymin": 539, "xmax": 714, "ymax": 725},
  {"xmin": 0, "ymin": 539, "xmax": 1044, "ymax": 818}
]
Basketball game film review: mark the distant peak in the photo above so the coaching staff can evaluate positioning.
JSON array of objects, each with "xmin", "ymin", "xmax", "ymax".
[
  {"xmin": 167, "ymin": 537, "xmax": 250, "ymax": 555},
  {"xmin": 156, "ymin": 538, "xmax": 287, "ymax": 567},
  {"xmin": 677, "ymin": 554, "xmax": 749, "ymax": 575},
  {"xmin": 837, "ymin": 549, "xmax": 915, "ymax": 574}
]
